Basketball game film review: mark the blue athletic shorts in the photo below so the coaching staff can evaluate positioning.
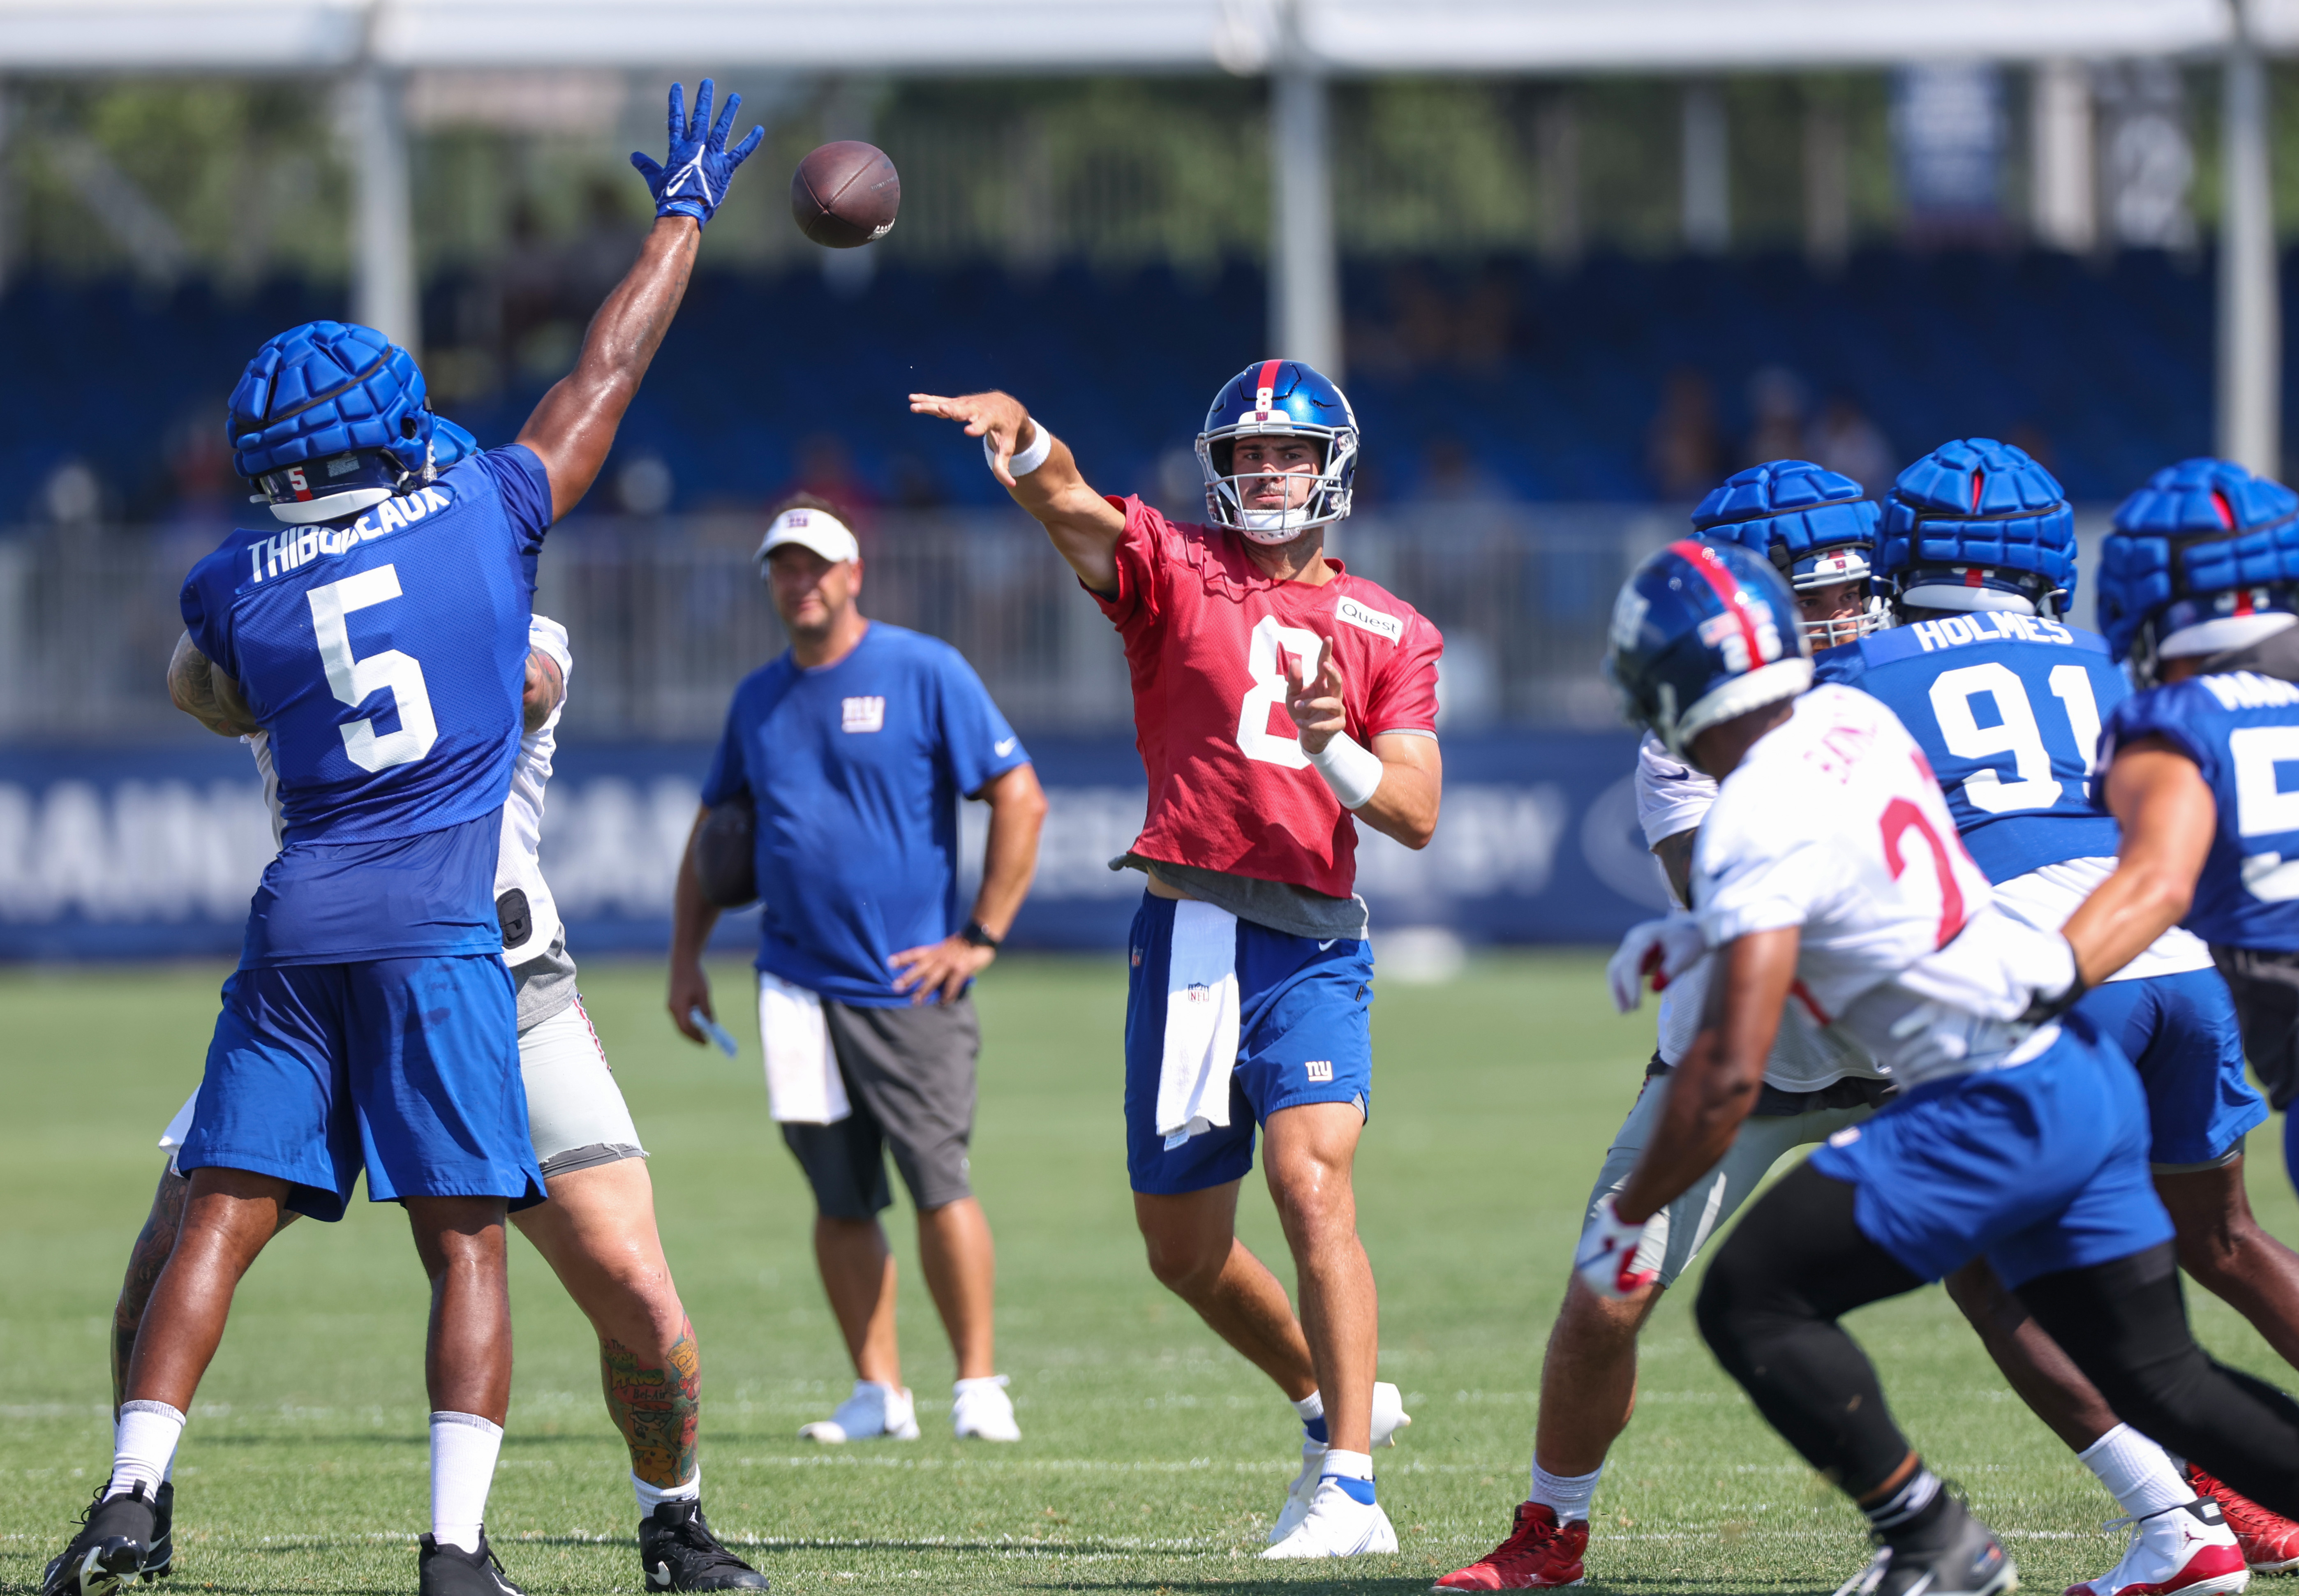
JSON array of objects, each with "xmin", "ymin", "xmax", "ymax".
[
  {"xmin": 2076, "ymin": 969, "xmax": 2265, "ymax": 1169},
  {"xmin": 178, "ymin": 956, "xmax": 545, "ymax": 1222},
  {"xmin": 1123, "ymin": 893, "xmax": 1374, "ymax": 1196},
  {"xmin": 1806, "ymin": 1011, "xmax": 2174, "ymax": 1289}
]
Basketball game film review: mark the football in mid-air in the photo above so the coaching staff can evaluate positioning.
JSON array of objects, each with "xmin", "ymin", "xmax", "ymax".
[{"xmin": 792, "ymin": 141, "xmax": 901, "ymax": 248}]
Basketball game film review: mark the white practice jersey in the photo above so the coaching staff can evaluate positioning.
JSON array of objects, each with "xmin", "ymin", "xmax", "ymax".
[
  {"xmin": 1635, "ymin": 731, "xmax": 1882, "ymax": 1092},
  {"xmin": 1694, "ymin": 684, "xmax": 2045, "ymax": 1089},
  {"xmin": 240, "ymin": 612, "xmax": 570, "ymax": 965},
  {"xmin": 1991, "ymin": 856, "xmax": 2213, "ymax": 984}
]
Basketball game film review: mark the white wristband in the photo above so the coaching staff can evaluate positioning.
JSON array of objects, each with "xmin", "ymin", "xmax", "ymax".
[
  {"xmin": 1305, "ymin": 732, "xmax": 1384, "ymax": 810},
  {"xmin": 987, "ymin": 423, "xmax": 1055, "ymax": 479}
]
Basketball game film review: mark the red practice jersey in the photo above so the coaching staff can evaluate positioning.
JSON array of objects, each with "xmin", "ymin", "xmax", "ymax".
[{"xmin": 1092, "ymin": 497, "xmax": 1443, "ymax": 898}]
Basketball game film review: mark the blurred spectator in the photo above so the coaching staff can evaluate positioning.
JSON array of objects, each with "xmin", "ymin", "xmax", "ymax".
[
  {"xmin": 1156, "ymin": 444, "xmax": 1204, "ymax": 519},
  {"xmin": 890, "ymin": 452, "xmax": 949, "ymax": 511},
  {"xmin": 1419, "ymin": 437, "xmax": 1514, "ymax": 504},
  {"xmin": 1806, "ymin": 395, "xmax": 1896, "ymax": 494},
  {"xmin": 782, "ymin": 434, "xmax": 878, "ymax": 523},
  {"xmin": 42, "ymin": 459, "xmax": 101, "ymax": 524},
  {"xmin": 2008, "ymin": 424, "xmax": 2057, "ymax": 475},
  {"xmin": 1646, "ymin": 367, "xmax": 1721, "ymax": 499},
  {"xmin": 156, "ymin": 411, "xmax": 239, "ymax": 538},
  {"xmin": 1744, "ymin": 367, "xmax": 1809, "ymax": 466},
  {"xmin": 615, "ymin": 453, "xmax": 676, "ymax": 515}
]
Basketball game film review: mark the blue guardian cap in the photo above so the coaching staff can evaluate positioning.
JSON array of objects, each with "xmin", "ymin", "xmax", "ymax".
[
  {"xmin": 1692, "ymin": 459, "xmax": 1887, "ymax": 647},
  {"xmin": 1876, "ymin": 437, "xmax": 2077, "ymax": 619},
  {"xmin": 1606, "ymin": 537, "xmax": 1814, "ymax": 760},
  {"xmin": 229, "ymin": 320, "xmax": 440, "ymax": 525},
  {"xmin": 2100, "ymin": 456, "xmax": 2299, "ymax": 682},
  {"xmin": 1195, "ymin": 358, "xmax": 1358, "ymax": 544}
]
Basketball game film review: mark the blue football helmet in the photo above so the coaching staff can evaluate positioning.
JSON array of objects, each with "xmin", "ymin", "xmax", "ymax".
[
  {"xmin": 1606, "ymin": 537, "xmax": 1814, "ymax": 760},
  {"xmin": 228, "ymin": 321, "xmax": 439, "ymax": 524},
  {"xmin": 1692, "ymin": 460, "xmax": 1886, "ymax": 648},
  {"xmin": 1195, "ymin": 358, "xmax": 1358, "ymax": 543},
  {"xmin": 1875, "ymin": 437, "xmax": 2077, "ymax": 619},
  {"xmin": 2100, "ymin": 456, "xmax": 2299, "ymax": 681}
]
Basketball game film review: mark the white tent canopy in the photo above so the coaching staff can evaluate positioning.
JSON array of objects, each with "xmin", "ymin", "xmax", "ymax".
[
  {"xmin": 0, "ymin": 0, "xmax": 2281, "ymax": 473},
  {"xmin": 0, "ymin": 0, "xmax": 2285, "ymax": 74}
]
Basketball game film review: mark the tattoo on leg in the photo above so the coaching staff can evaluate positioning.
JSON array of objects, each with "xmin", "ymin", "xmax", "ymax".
[
  {"xmin": 601, "ymin": 1317, "xmax": 700, "ymax": 1488},
  {"xmin": 113, "ymin": 1169, "xmax": 190, "ymax": 1411}
]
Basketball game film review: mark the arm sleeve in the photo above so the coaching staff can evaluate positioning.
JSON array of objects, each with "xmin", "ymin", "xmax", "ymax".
[
  {"xmin": 698, "ymin": 695, "xmax": 752, "ymax": 808},
  {"xmin": 1634, "ymin": 732, "xmax": 1717, "ymax": 847},
  {"xmin": 178, "ymin": 551, "xmax": 241, "ymax": 684},
  {"xmin": 1368, "ymin": 613, "xmax": 1444, "ymax": 738},
  {"xmin": 1085, "ymin": 495, "xmax": 1173, "ymax": 632},
  {"xmin": 476, "ymin": 445, "xmax": 556, "ymax": 555},
  {"xmin": 933, "ymin": 645, "xmax": 1030, "ymax": 797}
]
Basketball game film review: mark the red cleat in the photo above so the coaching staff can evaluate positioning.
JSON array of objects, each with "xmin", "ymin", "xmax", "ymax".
[
  {"xmin": 2190, "ymin": 1469, "xmax": 2299, "ymax": 1574},
  {"xmin": 1434, "ymin": 1501, "xmax": 1588, "ymax": 1591}
]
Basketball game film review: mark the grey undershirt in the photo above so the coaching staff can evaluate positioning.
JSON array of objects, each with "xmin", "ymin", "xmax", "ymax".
[
  {"xmin": 1112, "ymin": 854, "xmax": 1371, "ymax": 942},
  {"xmin": 513, "ymin": 931, "xmax": 579, "ymax": 1032}
]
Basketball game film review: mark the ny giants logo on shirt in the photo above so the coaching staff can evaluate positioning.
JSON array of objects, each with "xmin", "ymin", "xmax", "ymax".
[{"xmin": 841, "ymin": 696, "xmax": 886, "ymax": 733}]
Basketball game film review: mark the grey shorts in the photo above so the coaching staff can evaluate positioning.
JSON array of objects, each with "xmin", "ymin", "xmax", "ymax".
[{"xmin": 782, "ymin": 998, "xmax": 980, "ymax": 1220}]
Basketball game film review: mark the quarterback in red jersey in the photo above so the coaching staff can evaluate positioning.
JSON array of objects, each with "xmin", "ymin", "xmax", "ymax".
[{"xmin": 915, "ymin": 360, "xmax": 1442, "ymax": 1559}]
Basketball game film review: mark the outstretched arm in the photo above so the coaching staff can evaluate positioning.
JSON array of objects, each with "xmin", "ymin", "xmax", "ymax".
[
  {"xmin": 909, "ymin": 390, "xmax": 1126, "ymax": 593},
  {"xmin": 166, "ymin": 632, "xmax": 258, "ymax": 738},
  {"xmin": 518, "ymin": 79, "xmax": 761, "ymax": 522},
  {"xmin": 2059, "ymin": 738, "xmax": 2218, "ymax": 986}
]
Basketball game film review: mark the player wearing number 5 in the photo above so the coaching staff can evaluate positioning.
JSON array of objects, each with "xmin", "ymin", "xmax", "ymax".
[
  {"xmin": 42, "ymin": 80, "xmax": 763, "ymax": 1596},
  {"xmin": 912, "ymin": 362, "xmax": 1440, "ymax": 1559}
]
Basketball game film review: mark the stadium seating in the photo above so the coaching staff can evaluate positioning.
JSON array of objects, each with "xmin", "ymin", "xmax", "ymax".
[{"xmin": 0, "ymin": 247, "xmax": 2232, "ymax": 524}]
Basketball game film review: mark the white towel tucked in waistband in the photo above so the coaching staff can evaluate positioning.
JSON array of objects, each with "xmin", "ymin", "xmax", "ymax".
[
  {"xmin": 757, "ymin": 971, "xmax": 851, "ymax": 1125},
  {"xmin": 1154, "ymin": 900, "xmax": 1243, "ymax": 1148}
]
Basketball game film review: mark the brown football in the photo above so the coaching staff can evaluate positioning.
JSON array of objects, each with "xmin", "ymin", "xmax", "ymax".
[{"xmin": 791, "ymin": 140, "xmax": 900, "ymax": 249}]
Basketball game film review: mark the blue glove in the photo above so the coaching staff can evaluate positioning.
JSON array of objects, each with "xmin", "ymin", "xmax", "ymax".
[{"xmin": 631, "ymin": 79, "xmax": 763, "ymax": 228}]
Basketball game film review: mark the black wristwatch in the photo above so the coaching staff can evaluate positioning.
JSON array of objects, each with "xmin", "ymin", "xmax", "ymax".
[{"xmin": 961, "ymin": 919, "xmax": 1002, "ymax": 950}]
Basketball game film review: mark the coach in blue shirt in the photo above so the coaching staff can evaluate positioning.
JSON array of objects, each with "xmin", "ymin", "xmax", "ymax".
[{"xmin": 668, "ymin": 495, "xmax": 1045, "ymax": 1446}]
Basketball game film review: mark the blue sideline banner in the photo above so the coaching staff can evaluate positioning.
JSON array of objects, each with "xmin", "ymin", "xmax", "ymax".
[{"xmin": 0, "ymin": 733, "xmax": 1669, "ymax": 961}]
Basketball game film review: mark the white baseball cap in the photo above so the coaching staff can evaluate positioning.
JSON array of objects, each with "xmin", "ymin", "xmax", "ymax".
[{"xmin": 756, "ymin": 506, "xmax": 860, "ymax": 571}]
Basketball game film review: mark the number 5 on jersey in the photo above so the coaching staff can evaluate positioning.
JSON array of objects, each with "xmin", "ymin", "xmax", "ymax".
[{"xmin": 307, "ymin": 565, "xmax": 437, "ymax": 772}]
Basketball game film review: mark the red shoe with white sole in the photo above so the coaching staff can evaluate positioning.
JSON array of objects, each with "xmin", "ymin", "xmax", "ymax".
[
  {"xmin": 2189, "ymin": 1469, "xmax": 2299, "ymax": 1574},
  {"xmin": 1434, "ymin": 1502, "xmax": 1588, "ymax": 1591},
  {"xmin": 2065, "ymin": 1499, "xmax": 2249, "ymax": 1596}
]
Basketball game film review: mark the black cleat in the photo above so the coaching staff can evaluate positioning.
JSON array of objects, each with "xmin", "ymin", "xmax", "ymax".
[
  {"xmin": 639, "ymin": 1502, "xmax": 769, "ymax": 1591},
  {"xmin": 39, "ymin": 1482, "xmax": 158, "ymax": 1596},
  {"xmin": 141, "ymin": 1483, "xmax": 173, "ymax": 1582},
  {"xmin": 1834, "ymin": 1494, "xmax": 2017, "ymax": 1596},
  {"xmin": 418, "ymin": 1531, "xmax": 523, "ymax": 1596}
]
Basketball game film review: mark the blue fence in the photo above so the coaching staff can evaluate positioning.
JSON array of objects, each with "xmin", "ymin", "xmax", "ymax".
[{"xmin": 0, "ymin": 732, "xmax": 1667, "ymax": 961}]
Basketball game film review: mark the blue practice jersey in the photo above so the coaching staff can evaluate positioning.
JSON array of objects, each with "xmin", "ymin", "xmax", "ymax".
[
  {"xmin": 2099, "ymin": 672, "xmax": 2299, "ymax": 952},
  {"xmin": 179, "ymin": 448, "xmax": 553, "ymax": 964},
  {"xmin": 700, "ymin": 623, "xmax": 1031, "ymax": 1006},
  {"xmin": 1814, "ymin": 611, "xmax": 2125, "ymax": 883}
]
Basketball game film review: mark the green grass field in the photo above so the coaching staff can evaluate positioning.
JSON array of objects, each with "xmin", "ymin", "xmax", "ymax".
[{"xmin": 5, "ymin": 952, "xmax": 2299, "ymax": 1596}]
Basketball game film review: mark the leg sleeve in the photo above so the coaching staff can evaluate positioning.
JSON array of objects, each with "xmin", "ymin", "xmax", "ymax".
[
  {"xmin": 1695, "ymin": 1162, "xmax": 1928, "ymax": 1499},
  {"xmin": 2019, "ymin": 1244, "xmax": 2299, "ymax": 1518}
]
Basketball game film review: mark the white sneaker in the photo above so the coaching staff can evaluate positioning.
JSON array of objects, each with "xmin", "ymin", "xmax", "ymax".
[
  {"xmin": 1269, "ymin": 1384, "xmax": 1412, "ymax": 1543},
  {"xmin": 1262, "ymin": 1478, "xmax": 1399, "ymax": 1559},
  {"xmin": 1270, "ymin": 1441, "xmax": 1325, "ymax": 1544},
  {"xmin": 952, "ymin": 1375, "xmax": 1020, "ymax": 1441},
  {"xmin": 2069, "ymin": 1500, "xmax": 2248, "ymax": 1596},
  {"xmin": 798, "ymin": 1379, "xmax": 920, "ymax": 1442}
]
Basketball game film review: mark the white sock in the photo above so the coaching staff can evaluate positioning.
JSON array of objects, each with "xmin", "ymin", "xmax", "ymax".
[
  {"xmin": 107, "ymin": 1402, "xmax": 185, "ymax": 1501},
  {"xmin": 633, "ymin": 1469, "xmax": 701, "ymax": 1516},
  {"xmin": 1292, "ymin": 1391, "xmax": 1325, "ymax": 1423},
  {"xmin": 1530, "ymin": 1459, "xmax": 1603, "ymax": 1523},
  {"xmin": 1322, "ymin": 1448, "xmax": 1373, "ymax": 1480},
  {"xmin": 430, "ymin": 1411, "xmax": 505, "ymax": 1554},
  {"xmin": 2080, "ymin": 1424, "xmax": 2193, "ymax": 1520}
]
